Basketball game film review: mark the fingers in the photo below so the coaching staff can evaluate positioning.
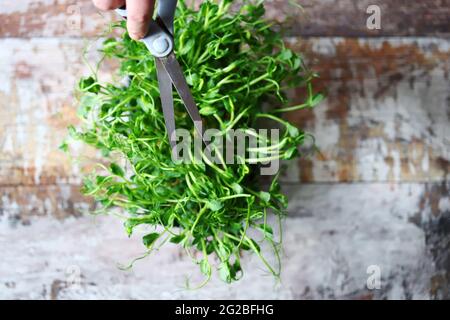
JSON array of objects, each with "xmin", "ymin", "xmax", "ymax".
[
  {"xmin": 92, "ymin": 0, "xmax": 125, "ymax": 11},
  {"xmin": 126, "ymin": 0, "xmax": 155, "ymax": 40},
  {"xmin": 92, "ymin": 0, "xmax": 155, "ymax": 41}
]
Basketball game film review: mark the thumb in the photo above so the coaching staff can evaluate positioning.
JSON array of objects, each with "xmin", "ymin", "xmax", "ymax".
[{"xmin": 126, "ymin": 0, "xmax": 155, "ymax": 40}]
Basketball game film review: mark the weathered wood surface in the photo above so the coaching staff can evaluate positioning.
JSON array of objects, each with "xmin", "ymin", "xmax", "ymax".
[
  {"xmin": 2, "ymin": 183, "xmax": 448, "ymax": 300},
  {"xmin": 0, "ymin": 0, "xmax": 114, "ymax": 38},
  {"xmin": 1, "ymin": 37, "xmax": 448, "ymax": 194},
  {"xmin": 0, "ymin": 38, "xmax": 117, "ymax": 188},
  {"xmin": 284, "ymin": 37, "xmax": 450, "ymax": 183},
  {"xmin": 1, "ymin": 0, "xmax": 450, "ymax": 300},
  {"xmin": 274, "ymin": 0, "xmax": 450, "ymax": 37},
  {"xmin": 1, "ymin": 185, "xmax": 93, "ymax": 223},
  {"xmin": 1, "ymin": 0, "xmax": 449, "ymax": 38}
]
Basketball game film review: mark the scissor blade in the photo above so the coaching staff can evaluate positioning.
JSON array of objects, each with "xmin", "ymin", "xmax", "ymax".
[
  {"xmin": 160, "ymin": 53, "xmax": 204, "ymax": 142},
  {"xmin": 155, "ymin": 59, "xmax": 177, "ymax": 153}
]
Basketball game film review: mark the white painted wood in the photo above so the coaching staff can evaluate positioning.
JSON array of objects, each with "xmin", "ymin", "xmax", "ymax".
[{"xmin": 2, "ymin": 183, "xmax": 445, "ymax": 299}]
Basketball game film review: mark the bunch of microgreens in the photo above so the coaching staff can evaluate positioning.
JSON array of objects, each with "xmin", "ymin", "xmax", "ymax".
[{"xmin": 64, "ymin": 0, "xmax": 322, "ymax": 285}]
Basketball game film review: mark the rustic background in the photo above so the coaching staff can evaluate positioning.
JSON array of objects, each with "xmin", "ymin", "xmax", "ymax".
[{"xmin": 0, "ymin": 0, "xmax": 449, "ymax": 299}]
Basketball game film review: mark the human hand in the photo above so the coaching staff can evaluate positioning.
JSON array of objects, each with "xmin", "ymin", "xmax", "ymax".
[{"xmin": 93, "ymin": 0, "xmax": 156, "ymax": 40}]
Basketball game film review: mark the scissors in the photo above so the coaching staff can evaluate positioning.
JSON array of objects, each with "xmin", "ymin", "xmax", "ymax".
[{"xmin": 115, "ymin": 0, "xmax": 204, "ymax": 151}]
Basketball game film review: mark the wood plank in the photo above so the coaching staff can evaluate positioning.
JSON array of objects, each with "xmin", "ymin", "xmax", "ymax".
[
  {"xmin": 1, "ymin": 182, "xmax": 448, "ymax": 299},
  {"xmin": 0, "ymin": 37, "xmax": 448, "ymax": 186},
  {"xmin": 271, "ymin": 0, "xmax": 450, "ymax": 37},
  {"xmin": 1, "ymin": 0, "xmax": 449, "ymax": 38},
  {"xmin": 283, "ymin": 37, "xmax": 450, "ymax": 183},
  {"xmin": 0, "ymin": 38, "xmax": 114, "ymax": 186},
  {"xmin": 0, "ymin": 0, "xmax": 114, "ymax": 38},
  {"xmin": 0, "ymin": 184, "xmax": 93, "ymax": 223}
]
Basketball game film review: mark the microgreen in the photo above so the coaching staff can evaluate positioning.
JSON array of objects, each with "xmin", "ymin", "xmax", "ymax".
[{"xmin": 66, "ymin": 0, "xmax": 321, "ymax": 285}]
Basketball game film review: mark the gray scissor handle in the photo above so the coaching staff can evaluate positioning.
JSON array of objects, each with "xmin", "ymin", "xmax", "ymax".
[
  {"xmin": 115, "ymin": 0, "xmax": 177, "ymax": 58},
  {"xmin": 157, "ymin": 0, "xmax": 177, "ymax": 35}
]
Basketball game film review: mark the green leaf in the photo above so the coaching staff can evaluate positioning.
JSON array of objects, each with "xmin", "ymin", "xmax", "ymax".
[
  {"xmin": 170, "ymin": 234, "xmax": 186, "ymax": 244},
  {"xmin": 230, "ymin": 222, "xmax": 242, "ymax": 234},
  {"xmin": 95, "ymin": 175, "xmax": 108, "ymax": 185},
  {"xmin": 67, "ymin": 125, "xmax": 78, "ymax": 139},
  {"xmin": 179, "ymin": 38, "xmax": 195, "ymax": 56},
  {"xmin": 79, "ymin": 76, "xmax": 100, "ymax": 94},
  {"xmin": 81, "ymin": 178, "xmax": 96, "ymax": 195},
  {"xmin": 100, "ymin": 148, "xmax": 110, "ymax": 157},
  {"xmin": 285, "ymin": 146, "xmax": 299, "ymax": 159},
  {"xmin": 292, "ymin": 57, "xmax": 302, "ymax": 69},
  {"xmin": 259, "ymin": 191, "xmax": 271, "ymax": 203},
  {"xmin": 269, "ymin": 179, "xmax": 281, "ymax": 193},
  {"xmin": 124, "ymin": 220, "xmax": 137, "ymax": 237},
  {"xmin": 124, "ymin": 217, "xmax": 152, "ymax": 236},
  {"xmin": 310, "ymin": 93, "xmax": 325, "ymax": 107},
  {"xmin": 200, "ymin": 259, "xmax": 211, "ymax": 276},
  {"xmin": 185, "ymin": 72, "xmax": 199, "ymax": 86},
  {"xmin": 142, "ymin": 233, "xmax": 160, "ymax": 248},
  {"xmin": 248, "ymin": 239, "xmax": 261, "ymax": 253},
  {"xmin": 199, "ymin": 106, "xmax": 217, "ymax": 116},
  {"xmin": 77, "ymin": 102, "xmax": 91, "ymax": 119},
  {"xmin": 256, "ymin": 224, "xmax": 273, "ymax": 238},
  {"xmin": 217, "ymin": 243, "xmax": 230, "ymax": 260},
  {"xmin": 137, "ymin": 96, "xmax": 152, "ymax": 113},
  {"xmin": 109, "ymin": 163, "xmax": 124, "ymax": 177},
  {"xmin": 286, "ymin": 123, "xmax": 299, "ymax": 138},
  {"xmin": 102, "ymin": 37, "xmax": 118, "ymax": 49},
  {"xmin": 205, "ymin": 242, "xmax": 214, "ymax": 255},
  {"xmin": 279, "ymin": 48, "xmax": 293, "ymax": 61},
  {"xmin": 206, "ymin": 199, "xmax": 223, "ymax": 211},
  {"xmin": 59, "ymin": 141, "xmax": 68, "ymax": 153},
  {"xmin": 230, "ymin": 260, "xmax": 242, "ymax": 280},
  {"xmin": 231, "ymin": 183, "xmax": 243, "ymax": 194},
  {"xmin": 218, "ymin": 262, "xmax": 231, "ymax": 283}
]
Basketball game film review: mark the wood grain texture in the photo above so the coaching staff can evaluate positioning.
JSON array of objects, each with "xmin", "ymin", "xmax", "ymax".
[
  {"xmin": 1, "ymin": 0, "xmax": 449, "ymax": 38},
  {"xmin": 1, "ymin": 1, "xmax": 450, "ymax": 300},
  {"xmin": 0, "ymin": 185, "xmax": 93, "ymax": 223},
  {"xmin": 1, "ymin": 183, "xmax": 448, "ymax": 299},
  {"xmin": 0, "ymin": 38, "xmax": 115, "ymax": 186},
  {"xmin": 284, "ymin": 37, "xmax": 450, "ymax": 183},
  {"xmin": 0, "ymin": 0, "xmax": 114, "ymax": 38},
  {"xmin": 269, "ymin": 0, "xmax": 450, "ymax": 37}
]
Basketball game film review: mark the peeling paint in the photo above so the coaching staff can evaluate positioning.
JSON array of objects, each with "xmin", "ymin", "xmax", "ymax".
[
  {"xmin": 1, "ymin": 0, "xmax": 449, "ymax": 300},
  {"xmin": 2, "ymin": 1, "xmax": 449, "ymax": 38},
  {"xmin": 0, "ymin": 185, "xmax": 93, "ymax": 223},
  {"xmin": 285, "ymin": 38, "xmax": 450, "ymax": 183},
  {"xmin": 0, "ymin": 0, "xmax": 114, "ymax": 38},
  {"xmin": 0, "ymin": 38, "xmax": 112, "ymax": 186},
  {"xmin": 0, "ymin": 183, "xmax": 443, "ymax": 299}
]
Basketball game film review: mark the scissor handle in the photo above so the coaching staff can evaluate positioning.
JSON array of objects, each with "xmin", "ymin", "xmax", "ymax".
[
  {"xmin": 158, "ymin": 0, "xmax": 177, "ymax": 35},
  {"xmin": 115, "ymin": 0, "xmax": 178, "ymax": 58}
]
